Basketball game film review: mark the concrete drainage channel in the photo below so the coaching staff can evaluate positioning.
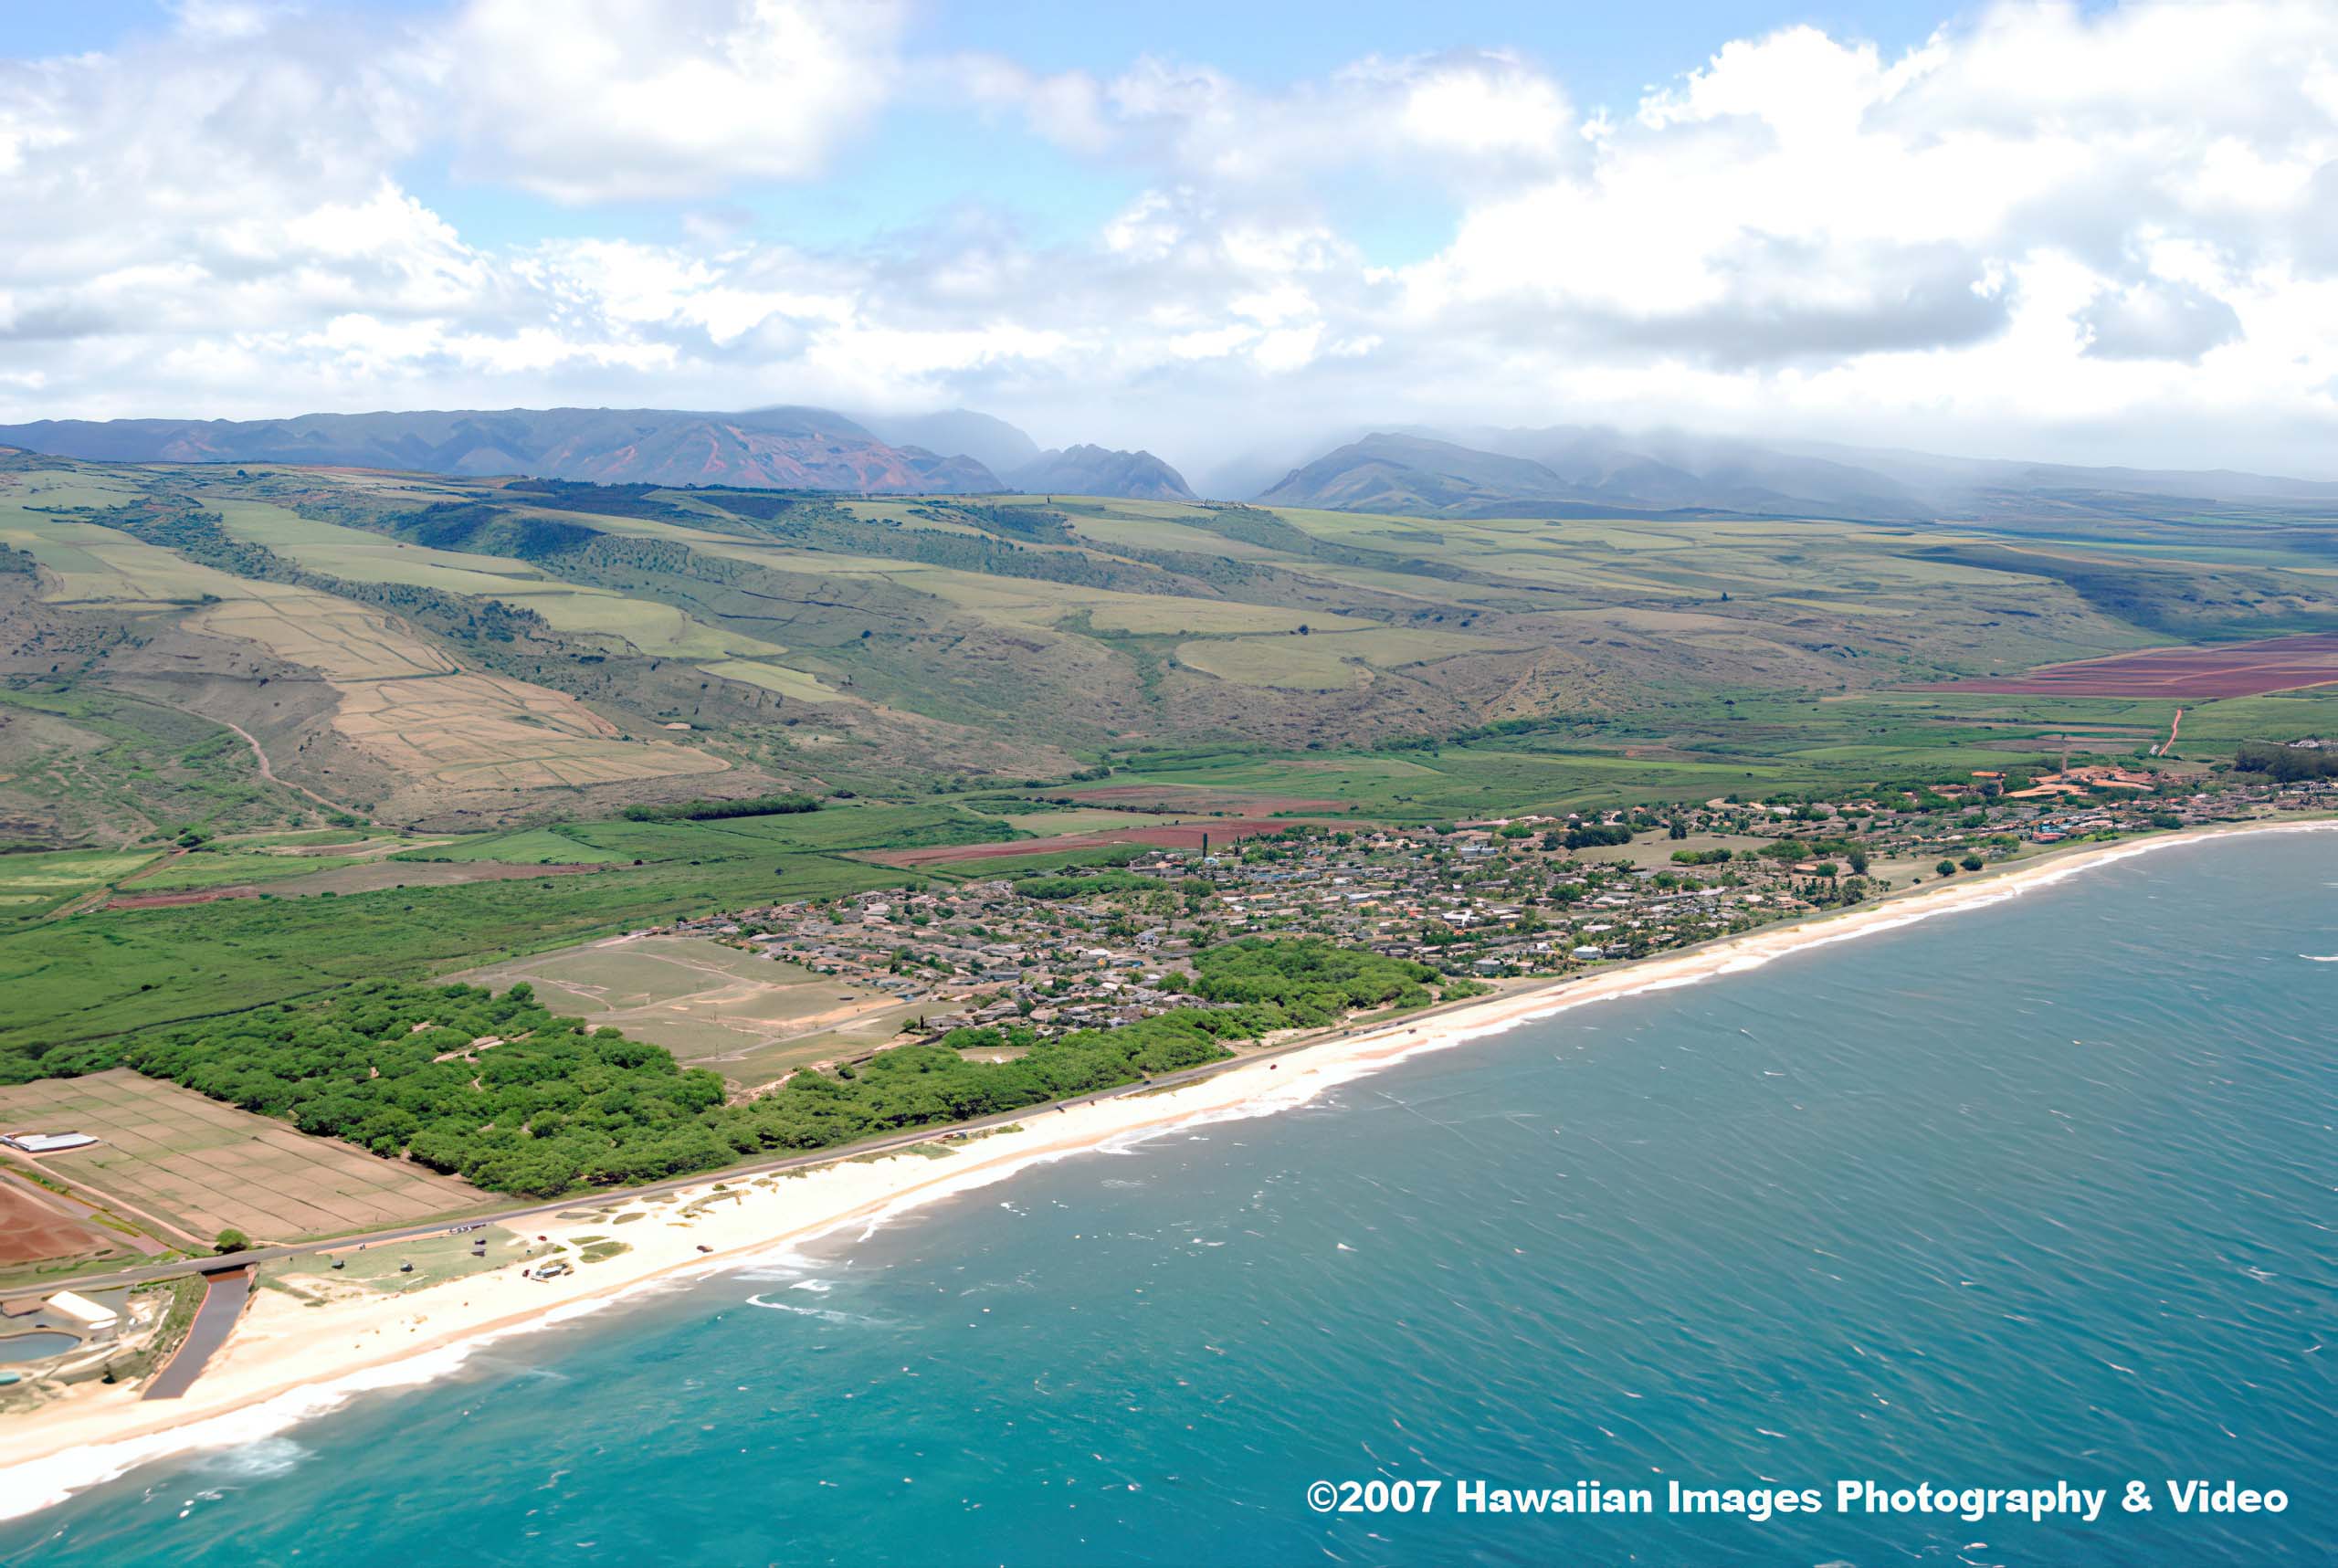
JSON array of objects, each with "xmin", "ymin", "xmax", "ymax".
[{"xmin": 141, "ymin": 1266, "xmax": 253, "ymax": 1401}]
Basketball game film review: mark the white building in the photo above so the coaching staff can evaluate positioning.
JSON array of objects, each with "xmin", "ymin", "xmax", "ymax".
[
  {"xmin": 2, "ymin": 1131, "xmax": 97, "ymax": 1153},
  {"xmin": 47, "ymin": 1290, "xmax": 119, "ymax": 1338}
]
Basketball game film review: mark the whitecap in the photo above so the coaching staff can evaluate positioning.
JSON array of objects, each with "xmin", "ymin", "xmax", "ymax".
[
  {"xmin": 742, "ymin": 1294, "xmax": 886, "ymax": 1327},
  {"xmin": 16, "ymin": 820, "xmax": 2327, "ymax": 1525},
  {"xmin": 193, "ymin": 1437, "xmax": 310, "ymax": 1481}
]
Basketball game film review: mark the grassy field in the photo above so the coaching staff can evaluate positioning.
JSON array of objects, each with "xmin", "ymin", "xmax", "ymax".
[
  {"xmin": 457, "ymin": 933, "xmax": 927, "ymax": 1086},
  {"xmin": 0, "ymin": 1068, "xmax": 494, "ymax": 1247},
  {"xmin": 5, "ymin": 482, "xmax": 727, "ymax": 801},
  {"xmin": 405, "ymin": 826, "xmax": 627, "ymax": 864},
  {"xmin": 0, "ymin": 848, "xmax": 164, "ymax": 914},
  {"xmin": 19, "ymin": 455, "xmax": 2338, "ymax": 820},
  {"xmin": 262, "ymin": 1224, "xmax": 545, "ymax": 1304},
  {"xmin": 119, "ymin": 851, "xmax": 387, "ymax": 892},
  {"xmin": 6, "ymin": 452, "xmax": 2338, "ymax": 1090},
  {"xmin": 0, "ymin": 689, "xmax": 327, "ymax": 848},
  {"xmin": 213, "ymin": 499, "xmax": 837, "ymax": 686},
  {"xmin": 0, "ymin": 805, "xmax": 1023, "ymax": 1060}
]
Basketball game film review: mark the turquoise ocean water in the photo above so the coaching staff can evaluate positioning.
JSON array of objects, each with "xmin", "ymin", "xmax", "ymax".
[{"xmin": 3, "ymin": 832, "xmax": 2333, "ymax": 1565}]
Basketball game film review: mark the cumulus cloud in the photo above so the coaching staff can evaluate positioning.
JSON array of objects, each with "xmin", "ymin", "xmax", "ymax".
[
  {"xmin": 2077, "ymin": 279, "xmax": 2244, "ymax": 363},
  {"xmin": 2, "ymin": 1, "xmax": 2338, "ymax": 478},
  {"xmin": 435, "ymin": 0, "xmax": 906, "ymax": 202}
]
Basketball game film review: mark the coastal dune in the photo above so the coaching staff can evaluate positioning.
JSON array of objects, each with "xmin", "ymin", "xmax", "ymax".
[{"xmin": 3, "ymin": 816, "xmax": 2328, "ymax": 1519}]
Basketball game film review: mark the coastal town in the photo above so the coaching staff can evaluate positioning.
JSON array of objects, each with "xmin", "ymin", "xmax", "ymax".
[
  {"xmin": 668, "ymin": 762, "xmax": 2329, "ymax": 1052},
  {"xmin": 1, "ymin": 752, "xmax": 2328, "ymax": 1487}
]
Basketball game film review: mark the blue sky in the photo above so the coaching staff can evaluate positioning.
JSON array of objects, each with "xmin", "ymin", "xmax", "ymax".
[
  {"xmin": 4, "ymin": 1, "xmax": 2333, "ymax": 479},
  {"xmin": 41, "ymin": 0, "xmax": 1972, "ymax": 263}
]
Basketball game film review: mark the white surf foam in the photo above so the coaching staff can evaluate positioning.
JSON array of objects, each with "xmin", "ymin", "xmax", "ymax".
[{"xmin": 8, "ymin": 820, "xmax": 2326, "ymax": 1521}]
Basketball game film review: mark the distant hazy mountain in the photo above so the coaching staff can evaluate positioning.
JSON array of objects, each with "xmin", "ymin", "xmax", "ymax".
[
  {"xmin": 850, "ymin": 408, "xmax": 1042, "ymax": 479},
  {"xmin": 0, "ymin": 406, "xmax": 1006, "ymax": 494},
  {"xmin": 1259, "ymin": 425, "xmax": 2338, "ymax": 522},
  {"xmin": 1257, "ymin": 433, "xmax": 1636, "ymax": 517},
  {"xmin": 1765, "ymin": 438, "xmax": 2338, "ymax": 512},
  {"xmin": 1008, "ymin": 444, "xmax": 1195, "ymax": 501}
]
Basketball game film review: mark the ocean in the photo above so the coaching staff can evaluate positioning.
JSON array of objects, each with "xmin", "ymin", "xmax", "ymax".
[{"xmin": 4, "ymin": 832, "xmax": 2333, "ymax": 1566}]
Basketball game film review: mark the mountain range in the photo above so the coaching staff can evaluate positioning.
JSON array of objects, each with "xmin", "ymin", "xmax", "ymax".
[
  {"xmin": 6, "ymin": 402, "xmax": 2336, "ymax": 523},
  {"xmin": 1256, "ymin": 426, "xmax": 2338, "ymax": 523},
  {"xmin": 0, "ymin": 405, "xmax": 1196, "ymax": 502},
  {"xmin": 1006, "ymin": 444, "xmax": 1195, "ymax": 501}
]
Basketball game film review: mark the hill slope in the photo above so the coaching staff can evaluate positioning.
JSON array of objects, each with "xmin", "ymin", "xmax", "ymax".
[
  {"xmin": 1261, "ymin": 425, "xmax": 2338, "ymax": 523},
  {"xmin": 1008, "ymin": 445, "xmax": 1196, "ymax": 501},
  {"xmin": 1257, "ymin": 433, "xmax": 1616, "ymax": 517},
  {"xmin": 0, "ymin": 407, "xmax": 1005, "ymax": 495},
  {"xmin": 852, "ymin": 409, "xmax": 1042, "ymax": 479}
]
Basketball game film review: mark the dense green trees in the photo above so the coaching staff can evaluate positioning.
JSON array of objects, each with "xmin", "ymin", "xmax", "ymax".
[
  {"xmin": 91, "ymin": 981, "xmax": 732, "ymax": 1197},
  {"xmin": 1010, "ymin": 870, "xmax": 1156, "ymax": 900},
  {"xmin": 1185, "ymin": 937, "xmax": 1440, "ymax": 1022},
  {"xmin": 621, "ymin": 794, "xmax": 824, "ymax": 822},
  {"xmin": 2234, "ymin": 740, "xmax": 2338, "ymax": 782},
  {"xmin": 37, "ymin": 939, "xmax": 1456, "ymax": 1201}
]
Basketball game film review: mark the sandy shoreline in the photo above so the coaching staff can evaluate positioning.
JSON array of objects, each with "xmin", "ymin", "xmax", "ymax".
[{"xmin": 4, "ymin": 815, "xmax": 2330, "ymax": 1518}]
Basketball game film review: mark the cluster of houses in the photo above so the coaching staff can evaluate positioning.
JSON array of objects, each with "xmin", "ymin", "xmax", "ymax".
[
  {"xmin": 662, "ymin": 821, "xmax": 1848, "ymax": 1041},
  {"xmin": 646, "ymin": 762, "xmax": 2322, "ymax": 1050}
]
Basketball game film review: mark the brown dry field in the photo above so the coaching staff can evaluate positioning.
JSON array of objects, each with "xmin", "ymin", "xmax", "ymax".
[
  {"xmin": 189, "ymin": 591, "xmax": 723, "ymax": 791},
  {"xmin": 863, "ymin": 816, "xmax": 1345, "ymax": 867},
  {"xmin": 0, "ymin": 1070, "xmax": 494, "ymax": 1247},
  {"xmin": 335, "ymin": 670, "xmax": 728, "ymax": 789},
  {"xmin": 0, "ymin": 1172, "xmax": 124, "ymax": 1268},
  {"xmin": 1930, "ymin": 632, "xmax": 2338, "ymax": 698},
  {"xmin": 457, "ymin": 933, "xmax": 922, "ymax": 1086}
]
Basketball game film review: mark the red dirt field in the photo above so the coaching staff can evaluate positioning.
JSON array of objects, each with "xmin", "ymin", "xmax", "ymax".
[
  {"xmin": 1926, "ymin": 633, "xmax": 2338, "ymax": 699},
  {"xmin": 861, "ymin": 817, "xmax": 1350, "ymax": 868},
  {"xmin": 103, "ymin": 888, "xmax": 257, "ymax": 910},
  {"xmin": 0, "ymin": 1173, "xmax": 121, "ymax": 1268}
]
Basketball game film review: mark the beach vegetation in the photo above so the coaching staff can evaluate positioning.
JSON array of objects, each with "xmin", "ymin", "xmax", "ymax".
[
  {"xmin": 5, "ymin": 941, "xmax": 1455, "ymax": 1202},
  {"xmin": 2232, "ymin": 740, "xmax": 2338, "ymax": 782}
]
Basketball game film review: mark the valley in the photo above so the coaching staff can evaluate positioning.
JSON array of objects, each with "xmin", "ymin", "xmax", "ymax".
[{"xmin": 5, "ymin": 440, "xmax": 2338, "ymax": 1212}]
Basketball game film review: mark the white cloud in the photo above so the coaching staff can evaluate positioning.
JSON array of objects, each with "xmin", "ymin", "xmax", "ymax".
[
  {"xmin": 163, "ymin": 1, "xmax": 290, "ymax": 42},
  {"xmin": 436, "ymin": 0, "xmax": 907, "ymax": 202},
  {"xmin": 3, "ymin": 1, "xmax": 2338, "ymax": 479},
  {"xmin": 2077, "ymin": 279, "xmax": 2244, "ymax": 363}
]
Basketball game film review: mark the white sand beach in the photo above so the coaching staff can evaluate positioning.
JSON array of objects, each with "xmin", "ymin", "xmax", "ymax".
[{"xmin": 3, "ymin": 815, "xmax": 2328, "ymax": 1518}]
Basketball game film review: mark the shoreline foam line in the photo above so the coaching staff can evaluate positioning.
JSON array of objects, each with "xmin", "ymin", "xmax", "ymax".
[{"xmin": 2, "ymin": 816, "xmax": 2329, "ymax": 1520}]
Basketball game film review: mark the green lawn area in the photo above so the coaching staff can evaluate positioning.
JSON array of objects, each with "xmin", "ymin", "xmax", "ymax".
[
  {"xmin": 0, "ymin": 847, "xmax": 165, "ymax": 917},
  {"xmin": 396, "ymin": 826, "xmax": 627, "ymax": 865},
  {"xmin": 129, "ymin": 853, "xmax": 370, "ymax": 891},
  {"xmin": 264, "ymin": 1225, "xmax": 546, "ymax": 1299},
  {"xmin": 0, "ymin": 841, "xmax": 914, "ymax": 1070}
]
